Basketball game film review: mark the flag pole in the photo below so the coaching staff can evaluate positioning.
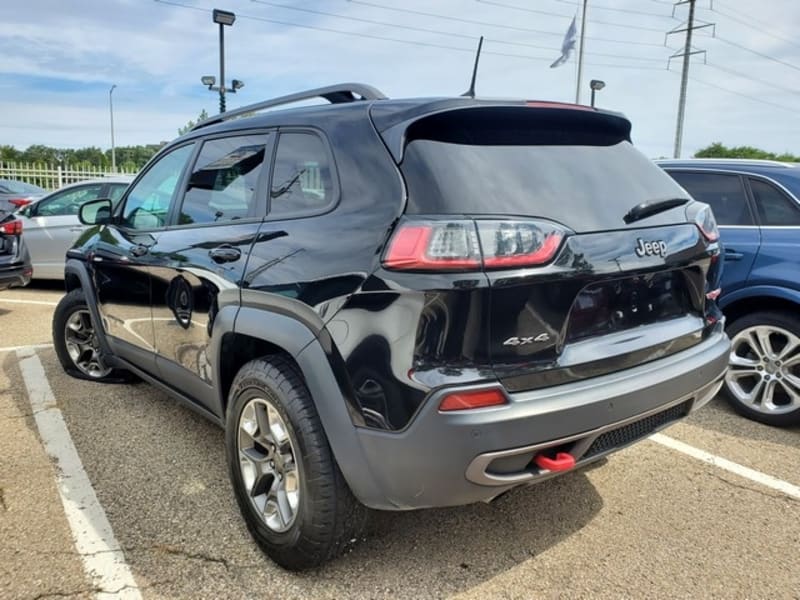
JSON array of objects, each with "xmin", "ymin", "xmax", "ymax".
[{"xmin": 575, "ymin": 0, "xmax": 588, "ymax": 103}]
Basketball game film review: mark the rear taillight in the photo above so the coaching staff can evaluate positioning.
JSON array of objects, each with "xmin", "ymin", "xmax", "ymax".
[
  {"xmin": 383, "ymin": 219, "xmax": 568, "ymax": 272},
  {"xmin": 8, "ymin": 198, "xmax": 31, "ymax": 209},
  {"xmin": 382, "ymin": 222, "xmax": 481, "ymax": 270},
  {"xmin": 687, "ymin": 202, "xmax": 719, "ymax": 242},
  {"xmin": 438, "ymin": 388, "xmax": 508, "ymax": 412},
  {"xmin": 1, "ymin": 220, "xmax": 22, "ymax": 235}
]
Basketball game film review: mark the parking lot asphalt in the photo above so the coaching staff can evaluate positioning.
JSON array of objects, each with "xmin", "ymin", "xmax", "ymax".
[{"xmin": 1, "ymin": 284, "xmax": 799, "ymax": 599}]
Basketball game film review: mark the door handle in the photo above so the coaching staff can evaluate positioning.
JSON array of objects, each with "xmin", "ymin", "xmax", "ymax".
[
  {"xmin": 69, "ymin": 226, "xmax": 84, "ymax": 232},
  {"xmin": 129, "ymin": 244, "xmax": 149, "ymax": 257},
  {"xmin": 209, "ymin": 245, "xmax": 241, "ymax": 264},
  {"xmin": 724, "ymin": 248, "xmax": 744, "ymax": 261}
]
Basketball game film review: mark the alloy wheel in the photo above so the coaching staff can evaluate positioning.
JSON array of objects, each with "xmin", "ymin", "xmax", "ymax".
[
  {"xmin": 237, "ymin": 397, "xmax": 300, "ymax": 533},
  {"xmin": 64, "ymin": 309, "xmax": 112, "ymax": 379},
  {"xmin": 726, "ymin": 325, "xmax": 800, "ymax": 416}
]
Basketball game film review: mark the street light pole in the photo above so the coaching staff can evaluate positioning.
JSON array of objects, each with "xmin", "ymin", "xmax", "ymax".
[
  {"xmin": 218, "ymin": 20, "xmax": 226, "ymax": 113},
  {"xmin": 109, "ymin": 84, "xmax": 117, "ymax": 172}
]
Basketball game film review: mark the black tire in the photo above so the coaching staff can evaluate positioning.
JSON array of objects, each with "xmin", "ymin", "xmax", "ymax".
[
  {"xmin": 225, "ymin": 356, "xmax": 367, "ymax": 570},
  {"xmin": 52, "ymin": 288, "xmax": 133, "ymax": 383},
  {"xmin": 723, "ymin": 310, "xmax": 800, "ymax": 427}
]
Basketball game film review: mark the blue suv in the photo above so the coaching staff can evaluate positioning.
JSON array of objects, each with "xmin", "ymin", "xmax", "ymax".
[{"xmin": 659, "ymin": 159, "xmax": 800, "ymax": 426}]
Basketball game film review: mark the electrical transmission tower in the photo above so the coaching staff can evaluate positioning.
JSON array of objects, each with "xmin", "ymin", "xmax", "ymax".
[{"xmin": 666, "ymin": 0, "xmax": 714, "ymax": 158}]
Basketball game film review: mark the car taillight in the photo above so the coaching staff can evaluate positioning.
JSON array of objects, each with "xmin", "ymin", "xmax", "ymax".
[
  {"xmin": 383, "ymin": 219, "xmax": 568, "ymax": 272},
  {"xmin": 383, "ymin": 221, "xmax": 481, "ymax": 270},
  {"xmin": 687, "ymin": 202, "xmax": 719, "ymax": 242},
  {"xmin": 1, "ymin": 220, "xmax": 22, "ymax": 235},
  {"xmin": 8, "ymin": 198, "xmax": 31, "ymax": 209},
  {"xmin": 438, "ymin": 388, "xmax": 508, "ymax": 411}
]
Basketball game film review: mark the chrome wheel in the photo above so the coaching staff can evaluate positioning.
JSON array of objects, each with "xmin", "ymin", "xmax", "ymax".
[
  {"xmin": 726, "ymin": 325, "xmax": 800, "ymax": 416},
  {"xmin": 237, "ymin": 398, "xmax": 300, "ymax": 533},
  {"xmin": 64, "ymin": 310, "xmax": 111, "ymax": 379}
]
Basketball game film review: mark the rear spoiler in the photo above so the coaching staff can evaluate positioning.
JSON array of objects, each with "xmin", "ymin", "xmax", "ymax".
[{"xmin": 372, "ymin": 102, "xmax": 632, "ymax": 163}]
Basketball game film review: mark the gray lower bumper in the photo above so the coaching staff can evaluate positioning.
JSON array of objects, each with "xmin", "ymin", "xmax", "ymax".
[{"xmin": 352, "ymin": 329, "xmax": 730, "ymax": 510}]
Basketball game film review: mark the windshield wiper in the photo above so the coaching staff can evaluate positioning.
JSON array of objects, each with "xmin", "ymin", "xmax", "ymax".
[{"xmin": 623, "ymin": 198, "xmax": 689, "ymax": 225}]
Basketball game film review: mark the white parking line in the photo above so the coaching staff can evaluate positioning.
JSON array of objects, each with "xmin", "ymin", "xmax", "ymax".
[
  {"xmin": 0, "ymin": 343, "xmax": 54, "ymax": 353},
  {"xmin": 651, "ymin": 433, "xmax": 800, "ymax": 500},
  {"xmin": 17, "ymin": 347, "xmax": 142, "ymax": 599},
  {"xmin": 0, "ymin": 297, "xmax": 59, "ymax": 306}
]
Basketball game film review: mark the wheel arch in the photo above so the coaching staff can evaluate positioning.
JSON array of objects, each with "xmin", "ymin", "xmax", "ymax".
[
  {"xmin": 215, "ymin": 305, "xmax": 385, "ymax": 508},
  {"xmin": 720, "ymin": 286, "xmax": 800, "ymax": 325}
]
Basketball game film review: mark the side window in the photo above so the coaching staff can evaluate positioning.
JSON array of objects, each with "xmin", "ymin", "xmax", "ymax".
[
  {"xmin": 749, "ymin": 178, "xmax": 800, "ymax": 226},
  {"xmin": 179, "ymin": 134, "xmax": 269, "ymax": 225},
  {"xmin": 108, "ymin": 184, "xmax": 128, "ymax": 208},
  {"xmin": 269, "ymin": 132, "xmax": 335, "ymax": 217},
  {"xmin": 36, "ymin": 184, "xmax": 104, "ymax": 217},
  {"xmin": 668, "ymin": 171, "xmax": 753, "ymax": 226},
  {"xmin": 121, "ymin": 144, "xmax": 194, "ymax": 230}
]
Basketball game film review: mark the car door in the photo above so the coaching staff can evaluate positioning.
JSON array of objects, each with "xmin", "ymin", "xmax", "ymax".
[
  {"xmin": 20, "ymin": 183, "xmax": 105, "ymax": 278},
  {"xmin": 667, "ymin": 170, "xmax": 760, "ymax": 295},
  {"xmin": 148, "ymin": 132, "xmax": 272, "ymax": 413},
  {"xmin": 92, "ymin": 143, "xmax": 196, "ymax": 372},
  {"xmin": 746, "ymin": 176, "xmax": 800, "ymax": 292}
]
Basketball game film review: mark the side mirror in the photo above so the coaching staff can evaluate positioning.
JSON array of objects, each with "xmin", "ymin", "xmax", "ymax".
[{"xmin": 79, "ymin": 198, "xmax": 113, "ymax": 225}]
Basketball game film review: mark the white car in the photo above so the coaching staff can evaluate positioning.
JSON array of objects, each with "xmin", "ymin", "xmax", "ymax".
[{"xmin": 16, "ymin": 177, "xmax": 133, "ymax": 279}]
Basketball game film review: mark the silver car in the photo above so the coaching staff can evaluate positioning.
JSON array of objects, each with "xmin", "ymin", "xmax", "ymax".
[{"xmin": 16, "ymin": 177, "xmax": 132, "ymax": 279}]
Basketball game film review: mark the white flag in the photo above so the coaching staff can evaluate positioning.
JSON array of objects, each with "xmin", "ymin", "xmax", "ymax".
[{"xmin": 551, "ymin": 15, "xmax": 577, "ymax": 68}]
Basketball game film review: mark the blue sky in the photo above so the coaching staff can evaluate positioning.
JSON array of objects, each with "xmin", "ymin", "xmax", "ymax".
[{"xmin": 2, "ymin": 0, "xmax": 799, "ymax": 159}]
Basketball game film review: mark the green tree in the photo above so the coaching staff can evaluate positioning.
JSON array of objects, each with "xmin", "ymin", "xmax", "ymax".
[
  {"xmin": 694, "ymin": 142, "xmax": 799, "ymax": 162},
  {"xmin": 178, "ymin": 109, "xmax": 210, "ymax": 136}
]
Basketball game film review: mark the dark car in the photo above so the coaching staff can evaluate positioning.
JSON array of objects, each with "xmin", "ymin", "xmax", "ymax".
[
  {"xmin": 0, "ymin": 179, "xmax": 46, "ymax": 214},
  {"xmin": 0, "ymin": 213, "xmax": 32, "ymax": 290},
  {"xmin": 659, "ymin": 159, "xmax": 800, "ymax": 426},
  {"xmin": 52, "ymin": 84, "xmax": 729, "ymax": 569}
]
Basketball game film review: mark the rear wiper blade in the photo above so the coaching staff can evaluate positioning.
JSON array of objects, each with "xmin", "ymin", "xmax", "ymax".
[{"xmin": 623, "ymin": 198, "xmax": 689, "ymax": 225}]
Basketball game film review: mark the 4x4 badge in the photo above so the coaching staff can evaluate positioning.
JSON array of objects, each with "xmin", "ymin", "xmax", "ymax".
[
  {"xmin": 635, "ymin": 238, "xmax": 667, "ymax": 258},
  {"xmin": 503, "ymin": 333, "xmax": 551, "ymax": 346}
]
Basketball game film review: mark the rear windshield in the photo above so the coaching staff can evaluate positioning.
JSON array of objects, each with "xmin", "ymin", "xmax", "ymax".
[{"xmin": 399, "ymin": 109, "xmax": 689, "ymax": 232}]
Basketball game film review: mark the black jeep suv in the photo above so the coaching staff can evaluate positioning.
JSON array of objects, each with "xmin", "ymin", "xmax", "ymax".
[{"xmin": 53, "ymin": 84, "xmax": 730, "ymax": 569}]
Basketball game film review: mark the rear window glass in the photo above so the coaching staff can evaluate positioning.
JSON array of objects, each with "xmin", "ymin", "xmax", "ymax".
[
  {"xmin": 401, "ymin": 141, "xmax": 688, "ymax": 231},
  {"xmin": 399, "ymin": 110, "xmax": 688, "ymax": 232}
]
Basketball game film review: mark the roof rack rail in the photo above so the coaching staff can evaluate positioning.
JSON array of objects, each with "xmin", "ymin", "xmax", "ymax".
[
  {"xmin": 656, "ymin": 158, "xmax": 794, "ymax": 168},
  {"xmin": 192, "ymin": 83, "xmax": 387, "ymax": 131}
]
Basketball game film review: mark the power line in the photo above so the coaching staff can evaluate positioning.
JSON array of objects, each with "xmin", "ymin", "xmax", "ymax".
[
  {"xmin": 705, "ymin": 62, "xmax": 800, "ymax": 97},
  {"xmin": 669, "ymin": 69, "xmax": 797, "ymax": 114},
  {"xmin": 253, "ymin": 0, "xmax": 667, "ymax": 64},
  {"xmin": 711, "ymin": 35, "xmax": 800, "ymax": 73},
  {"xmin": 705, "ymin": 4, "xmax": 800, "ymax": 51},
  {"xmin": 155, "ymin": 0, "xmax": 661, "ymax": 69},
  {"xmin": 347, "ymin": 0, "xmax": 665, "ymax": 47},
  {"xmin": 540, "ymin": 0, "xmax": 678, "ymax": 20},
  {"xmin": 475, "ymin": 0, "xmax": 667, "ymax": 32}
]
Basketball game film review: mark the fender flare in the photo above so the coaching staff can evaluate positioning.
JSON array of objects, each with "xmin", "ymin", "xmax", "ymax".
[
  {"xmin": 227, "ymin": 305, "xmax": 386, "ymax": 508},
  {"xmin": 64, "ymin": 259, "xmax": 116, "ymax": 362}
]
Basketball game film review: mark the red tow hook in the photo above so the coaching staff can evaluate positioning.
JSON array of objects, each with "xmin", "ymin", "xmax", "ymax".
[{"xmin": 534, "ymin": 451, "xmax": 576, "ymax": 472}]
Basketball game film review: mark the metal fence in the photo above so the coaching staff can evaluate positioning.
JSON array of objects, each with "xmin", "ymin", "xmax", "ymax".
[{"xmin": 0, "ymin": 162, "xmax": 137, "ymax": 191}]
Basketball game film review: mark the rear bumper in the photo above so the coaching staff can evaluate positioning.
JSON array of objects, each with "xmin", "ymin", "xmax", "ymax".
[
  {"xmin": 0, "ymin": 262, "xmax": 31, "ymax": 290},
  {"xmin": 351, "ymin": 328, "xmax": 730, "ymax": 510}
]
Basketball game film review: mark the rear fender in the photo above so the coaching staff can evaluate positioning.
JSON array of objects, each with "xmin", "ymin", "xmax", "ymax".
[{"xmin": 224, "ymin": 305, "xmax": 385, "ymax": 508}]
